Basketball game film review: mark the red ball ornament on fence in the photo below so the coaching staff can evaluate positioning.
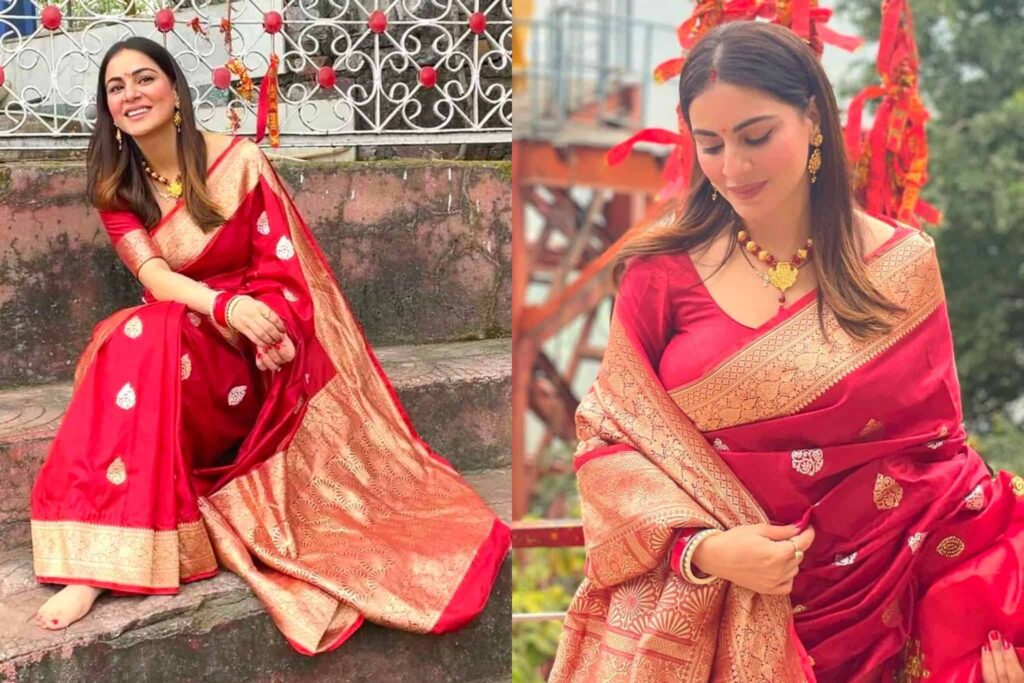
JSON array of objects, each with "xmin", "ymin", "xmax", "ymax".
[
  {"xmin": 154, "ymin": 9, "xmax": 175, "ymax": 32},
  {"xmin": 40, "ymin": 5, "xmax": 61, "ymax": 31},
  {"xmin": 263, "ymin": 11, "xmax": 283, "ymax": 34},
  {"xmin": 317, "ymin": 66, "xmax": 336, "ymax": 89},
  {"xmin": 212, "ymin": 67, "xmax": 231, "ymax": 90},
  {"xmin": 368, "ymin": 10, "xmax": 387, "ymax": 34},
  {"xmin": 419, "ymin": 66, "xmax": 438, "ymax": 88},
  {"xmin": 469, "ymin": 12, "xmax": 486, "ymax": 34}
]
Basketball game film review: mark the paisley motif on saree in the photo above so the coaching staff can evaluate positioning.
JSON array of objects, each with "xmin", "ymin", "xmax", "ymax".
[
  {"xmin": 31, "ymin": 138, "xmax": 510, "ymax": 654},
  {"xmin": 552, "ymin": 227, "xmax": 1024, "ymax": 682}
]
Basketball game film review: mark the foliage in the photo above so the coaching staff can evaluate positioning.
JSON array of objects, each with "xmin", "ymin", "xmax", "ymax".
[
  {"xmin": 512, "ymin": 443, "xmax": 584, "ymax": 683},
  {"xmin": 838, "ymin": 0, "xmax": 1024, "ymax": 428}
]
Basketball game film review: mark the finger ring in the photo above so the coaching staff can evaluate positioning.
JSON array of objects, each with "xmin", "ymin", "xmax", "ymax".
[{"xmin": 789, "ymin": 539, "xmax": 804, "ymax": 562}]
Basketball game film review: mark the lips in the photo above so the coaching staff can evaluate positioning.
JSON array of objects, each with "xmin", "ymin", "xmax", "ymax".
[
  {"xmin": 728, "ymin": 181, "xmax": 768, "ymax": 200},
  {"xmin": 124, "ymin": 106, "xmax": 151, "ymax": 120}
]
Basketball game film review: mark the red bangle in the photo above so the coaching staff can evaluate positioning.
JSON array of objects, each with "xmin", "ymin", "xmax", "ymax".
[
  {"xmin": 672, "ymin": 528, "xmax": 712, "ymax": 578},
  {"xmin": 213, "ymin": 293, "xmax": 232, "ymax": 327}
]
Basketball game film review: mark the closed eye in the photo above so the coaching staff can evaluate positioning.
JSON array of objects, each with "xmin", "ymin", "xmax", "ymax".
[{"xmin": 701, "ymin": 130, "xmax": 773, "ymax": 155}]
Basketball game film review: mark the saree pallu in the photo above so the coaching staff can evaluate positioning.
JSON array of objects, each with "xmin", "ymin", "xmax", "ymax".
[
  {"xmin": 549, "ymin": 228, "xmax": 1024, "ymax": 682},
  {"xmin": 31, "ymin": 137, "xmax": 510, "ymax": 654}
]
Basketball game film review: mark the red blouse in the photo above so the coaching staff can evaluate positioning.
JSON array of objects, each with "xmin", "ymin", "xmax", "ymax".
[{"xmin": 614, "ymin": 225, "xmax": 914, "ymax": 391}]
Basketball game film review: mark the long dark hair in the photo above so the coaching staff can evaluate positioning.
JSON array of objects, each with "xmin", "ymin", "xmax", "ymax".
[
  {"xmin": 617, "ymin": 22, "xmax": 903, "ymax": 341},
  {"xmin": 87, "ymin": 37, "xmax": 223, "ymax": 232}
]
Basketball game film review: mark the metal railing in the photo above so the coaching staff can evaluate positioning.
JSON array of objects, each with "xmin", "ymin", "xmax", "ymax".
[
  {"xmin": 0, "ymin": 0, "xmax": 511, "ymax": 148},
  {"xmin": 514, "ymin": 0, "xmax": 674, "ymax": 135}
]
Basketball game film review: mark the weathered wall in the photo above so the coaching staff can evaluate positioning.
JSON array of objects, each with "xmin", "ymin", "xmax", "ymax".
[{"xmin": 0, "ymin": 158, "xmax": 511, "ymax": 387}]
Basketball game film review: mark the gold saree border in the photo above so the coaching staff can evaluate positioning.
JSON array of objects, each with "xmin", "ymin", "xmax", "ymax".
[
  {"xmin": 583, "ymin": 319, "xmax": 770, "ymax": 530},
  {"xmin": 193, "ymin": 162, "xmax": 501, "ymax": 654},
  {"xmin": 551, "ymin": 312, "xmax": 810, "ymax": 681},
  {"xmin": 153, "ymin": 140, "xmax": 262, "ymax": 272},
  {"xmin": 115, "ymin": 229, "xmax": 163, "ymax": 277},
  {"xmin": 669, "ymin": 230, "xmax": 943, "ymax": 431},
  {"xmin": 31, "ymin": 518, "xmax": 217, "ymax": 590}
]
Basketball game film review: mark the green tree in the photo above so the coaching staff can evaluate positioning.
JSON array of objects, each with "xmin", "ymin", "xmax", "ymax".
[{"xmin": 839, "ymin": 0, "xmax": 1024, "ymax": 451}]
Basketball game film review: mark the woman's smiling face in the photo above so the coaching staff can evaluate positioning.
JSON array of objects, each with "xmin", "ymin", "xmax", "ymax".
[
  {"xmin": 104, "ymin": 49, "xmax": 177, "ymax": 138},
  {"xmin": 688, "ymin": 81, "xmax": 818, "ymax": 221}
]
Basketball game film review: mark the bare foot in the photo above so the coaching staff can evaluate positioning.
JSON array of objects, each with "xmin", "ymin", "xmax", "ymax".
[{"xmin": 33, "ymin": 585, "xmax": 105, "ymax": 630}]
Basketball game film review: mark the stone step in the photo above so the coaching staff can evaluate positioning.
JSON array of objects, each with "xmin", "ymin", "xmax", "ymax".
[
  {"xmin": 0, "ymin": 468, "xmax": 511, "ymax": 683},
  {"xmin": 0, "ymin": 339, "xmax": 511, "ymax": 553},
  {"xmin": 0, "ymin": 158, "xmax": 511, "ymax": 388}
]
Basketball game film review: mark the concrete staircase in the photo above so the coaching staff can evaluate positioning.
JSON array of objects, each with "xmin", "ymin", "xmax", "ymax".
[{"xmin": 0, "ymin": 159, "xmax": 511, "ymax": 682}]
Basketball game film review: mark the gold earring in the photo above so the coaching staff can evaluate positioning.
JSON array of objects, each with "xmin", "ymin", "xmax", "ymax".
[
  {"xmin": 711, "ymin": 187, "xmax": 718, "ymax": 201},
  {"xmin": 808, "ymin": 131, "xmax": 823, "ymax": 184},
  {"xmin": 173, "ymin": 104, "xmax": 182, "ymax": 133},
  {"xmin": 115, "ymin": 127, "xmax": 122, "ymax": 151}
]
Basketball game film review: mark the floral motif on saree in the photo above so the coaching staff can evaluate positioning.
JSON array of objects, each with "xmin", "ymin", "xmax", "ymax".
[
  {"xmin": 31, "ymin": 138, "xmax": 509, "ymax": 653},
  {"xmin": 552, "ymin": 227, "xmax": 1024, "ymax": 682}
]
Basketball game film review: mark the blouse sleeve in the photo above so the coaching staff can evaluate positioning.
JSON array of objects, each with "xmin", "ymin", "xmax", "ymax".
[
  {"xmin": 613, "ymin": 256, "xmax": 674, "ymax": 369},
  {"xmin": 98, "ymin": 210, "xmax": 164, "ymax": 277}
]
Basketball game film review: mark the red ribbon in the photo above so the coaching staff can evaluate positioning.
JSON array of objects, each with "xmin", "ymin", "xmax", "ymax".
[{"xmin": 255, "ymin": 53, "xmax": 280, "ymax": 147}]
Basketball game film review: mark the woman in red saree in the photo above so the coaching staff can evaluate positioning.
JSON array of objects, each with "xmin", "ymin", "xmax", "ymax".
[
  {"xmin": 550, "ymin": 22, "xmax": 1024, "ymax": 683},
  {"xmin": 29, "ymin": 37, "xmax": 509, "ymax": 653}
]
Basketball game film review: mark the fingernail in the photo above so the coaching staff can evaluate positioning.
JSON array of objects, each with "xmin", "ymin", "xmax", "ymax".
[
  {"xmin": 1004, "ymin": 637, "xmax": 1012, "ymax": 651},
  {"xmin": 990, "ymin": 630, "xmax": 1001, "ymax": 642},
  {"xmin": 983, "ymin": 643, "xmax": 990, "ymax": 653},
  {"xmin": 51, "ymin": 619, "xmax": 57, "ymax": 625}
]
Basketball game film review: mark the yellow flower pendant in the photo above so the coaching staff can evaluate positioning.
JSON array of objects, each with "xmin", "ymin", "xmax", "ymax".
[
  {"xmin": 768, "ymin": 261, "xmax": 799, "ymax": 292},
  {"xmin": 168, "ymin": 178, "xmax": 183, "ymax": 199}
]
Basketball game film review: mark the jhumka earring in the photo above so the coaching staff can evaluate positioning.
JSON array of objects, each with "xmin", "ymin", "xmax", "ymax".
[
  {"xmin": 115, "ymin": 127, "xmax": 122, "ymax": 151},
  {"xmin": 808, "ymin": 131, "xmax": 823, "ymax": 184},
  {"xmin": 711, "ymin": 187, "xmax": 718, "ymax": 201},
  {"xmin": 173, "ymin": 102, "xmax": 182, "ymax": 134}
]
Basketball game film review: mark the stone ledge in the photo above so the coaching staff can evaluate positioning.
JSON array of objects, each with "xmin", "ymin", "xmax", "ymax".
[
  {"xmin": 0, "ymin": 469, "xmax": 511, "ymax": 683},
  {"xmin": 0, "ymin": 160, "xmax": 511, "ymax": 388}
]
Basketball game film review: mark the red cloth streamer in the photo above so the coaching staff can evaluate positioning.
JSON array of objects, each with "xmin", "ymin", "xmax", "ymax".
[
  {"xmin": 653, "ymin": 57, "xmax": 686, "ymax": 84},
  {"xmin": 256, "ymin": 53, "xmax": 281, "ymax": 148},
  {"xmin": 605, "ymin": 128, "xmax": 687, "ymax": 167},
  {"xmin": 844, "ymin": 0, "xmax": 940, "ymax": 227}
]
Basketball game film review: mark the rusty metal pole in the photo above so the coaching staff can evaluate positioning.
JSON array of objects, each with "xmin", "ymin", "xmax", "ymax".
[{"xmin": 511, "ymin": 139, "xmax": 531, "ymax": 521}]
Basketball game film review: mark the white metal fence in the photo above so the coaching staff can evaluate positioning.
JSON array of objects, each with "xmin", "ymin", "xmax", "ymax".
[{"xmin": 0, "ymin": 0, "xmax": 511, "ymax": 148}]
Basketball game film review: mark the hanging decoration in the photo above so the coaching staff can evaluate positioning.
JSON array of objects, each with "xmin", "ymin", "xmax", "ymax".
[
  {"xmin": 256, "ymin": 52, "xmax": 281, "ymax": 148},
  {"xmin": 188, "ymin": 16, "xmax": 207, "ymax": 37},
  {"xmin": 226, "ymin": 58, "xmax": 255, "ymax": 102},
  {"xmin": 606, "ymin": 0, "xmax": 940, "ymax": 227},
  {"xmin": 844, "ymin": 0, "xmax": 940, "ymax": 226}
]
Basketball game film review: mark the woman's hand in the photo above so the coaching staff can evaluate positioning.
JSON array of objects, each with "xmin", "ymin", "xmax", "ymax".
[
  {"xmin": 691, "ymin": 522, "xmax": 816, "ymax": 595},
  {"xmin": 228, "ymin": 295, "xmax": 287, "ymax": 347},
  {"xmin": 255, "ymin": 334, "xmax": 295, "ymax": 373},
  {"xmin": 982, "ymin": 631, "xmax": 1024, "ymax": 683}
]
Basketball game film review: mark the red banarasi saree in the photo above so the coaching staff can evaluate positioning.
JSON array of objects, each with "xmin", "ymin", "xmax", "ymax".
[
  {"xmin": 30, "ymin": 137, "xmax": 510, "ymax": 654},
  {"xmin": 549, "ymin": 225, "xmax": 1024, "ymax": 682}
]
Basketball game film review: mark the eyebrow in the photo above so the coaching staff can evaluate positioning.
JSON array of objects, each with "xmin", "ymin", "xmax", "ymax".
[
  {"xmin": 105, "ymin": 67, "xmax": 157, "ymax": 85},
  {"xmin": 691, "ymin": 114, "xmax": 778, "ymax": 137}
]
